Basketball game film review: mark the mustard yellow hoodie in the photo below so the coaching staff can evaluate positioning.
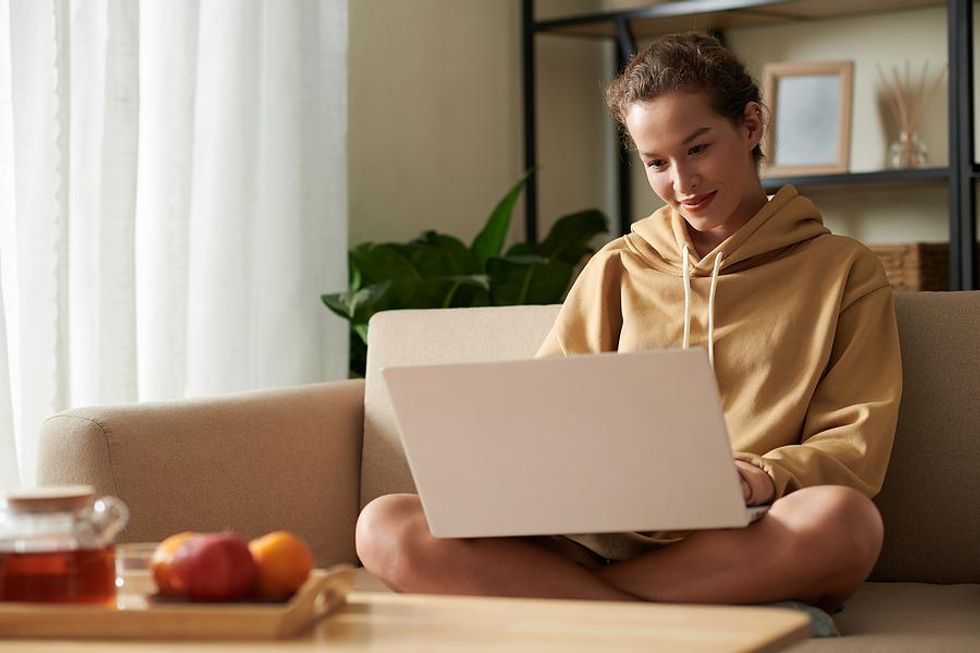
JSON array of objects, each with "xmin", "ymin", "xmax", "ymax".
[{"xmin": 534, "ymin": 185, "xmax": 902, "ymax": 561}]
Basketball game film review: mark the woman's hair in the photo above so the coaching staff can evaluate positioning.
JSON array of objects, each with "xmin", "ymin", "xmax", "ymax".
[{"xmin": 605, "ymin": 32, "xmax": 766, "ymax": 165}]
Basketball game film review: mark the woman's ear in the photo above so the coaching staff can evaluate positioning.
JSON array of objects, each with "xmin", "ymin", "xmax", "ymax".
[{"xmin": 742, "ymin": 101, "xmax": 764, "ymax": 150}]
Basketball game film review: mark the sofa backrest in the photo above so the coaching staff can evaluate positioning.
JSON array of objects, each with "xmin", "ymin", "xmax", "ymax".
[
  {"xmin": 363, "ymin": 292, "xmax": 980, "ymax": 583},
  {"xmin": 873, "ymin": 291, "xmax": 979, "ymax": 583}
]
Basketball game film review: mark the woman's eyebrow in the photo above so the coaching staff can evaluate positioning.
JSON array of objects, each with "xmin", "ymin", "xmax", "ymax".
[
  {"xmin": 640, "ymin": 127, "xmax": 712, "ymax": 156},
  {"xmin": 682, "ymin": 126, "xmax": 712, "ymax": 144}
]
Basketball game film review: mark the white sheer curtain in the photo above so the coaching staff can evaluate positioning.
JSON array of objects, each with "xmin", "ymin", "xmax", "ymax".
[{"xmin": 0, "ymin": 0, "xmax": 350, "ymax": 490}]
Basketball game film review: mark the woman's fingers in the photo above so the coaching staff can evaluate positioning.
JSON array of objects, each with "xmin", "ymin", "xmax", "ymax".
[{"xmin": 739, "ymin": 472, "xmax": 751, "ymax": 501}]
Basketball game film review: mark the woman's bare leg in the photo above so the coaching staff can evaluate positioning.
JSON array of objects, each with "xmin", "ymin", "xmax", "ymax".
[
  {"xmin": 355, "ymin": 486, "xmax": 882, "ymax": 612},
  {"xmin": 596, "ymin": 485, "xmax": 883, "ymax": 613},
  {"xmin": 355, "ymin": 493, "xmax": 638, "ymax": 601}
]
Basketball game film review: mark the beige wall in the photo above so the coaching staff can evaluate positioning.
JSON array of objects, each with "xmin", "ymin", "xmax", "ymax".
[
  {"xmin": 348, "ymin": 0, "xmax": 611, "ymax": 249},
  {"xmin": 350, "ymin": 2, "xmax": 963, "ymax": 253}
]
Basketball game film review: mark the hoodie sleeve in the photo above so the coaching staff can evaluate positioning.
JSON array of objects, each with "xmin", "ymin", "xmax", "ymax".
[
  {"xmin": 734, "ymin": 262, "xmax": 903, "ymax": 501},
  {"xmin": 534, "ymin": 249, "xmax": 625, "ymax": 358}
]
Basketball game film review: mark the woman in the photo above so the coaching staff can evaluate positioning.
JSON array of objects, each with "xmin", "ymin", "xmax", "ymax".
[{"xmin": 355, "ymin": 32, "xmax": 902, "ymax": 616}]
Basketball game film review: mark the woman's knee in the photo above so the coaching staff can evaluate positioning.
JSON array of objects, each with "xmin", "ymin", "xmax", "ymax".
[
  {"xmin": 779, "ymin": 485, "xmax": 884, "ymax": 575},
  {"xmin": 355, "ymin": 493, "xmax": 429, "ymax": 582}
]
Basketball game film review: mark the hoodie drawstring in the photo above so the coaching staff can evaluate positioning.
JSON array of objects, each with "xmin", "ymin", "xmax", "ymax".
[
  {"xmin": 681, "ymin": 245, "xmax": 691, "ymax": 350},
  {"xmin": 707, "ymin": 251, "xmax": 723, "ymax": 370},
  {"xmin": 681, "ymin": 245, "xmax": 723, "ymax": 370}
]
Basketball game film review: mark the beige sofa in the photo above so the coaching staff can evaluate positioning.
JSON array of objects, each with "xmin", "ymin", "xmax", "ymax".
[{"xmin": 37, "ymin": 292, "xmax": 980, "ymax": 651}]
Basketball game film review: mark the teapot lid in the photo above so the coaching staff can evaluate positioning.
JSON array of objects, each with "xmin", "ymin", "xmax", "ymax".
[{"xmin": 6, "ymin": 485, "xmax": 95, "ymax": 513}]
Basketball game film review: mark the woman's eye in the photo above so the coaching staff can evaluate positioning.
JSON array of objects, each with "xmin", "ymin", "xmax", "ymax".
[
  {"xmin": 689, "ymin": 144, "xmax": 709, "ymax": 155},
  {"xmin": 647, "ymin": 159, "xmax": 666, "ymax": 169}
]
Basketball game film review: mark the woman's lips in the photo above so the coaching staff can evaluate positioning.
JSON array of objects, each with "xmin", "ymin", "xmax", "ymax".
[{"xmin": 680, "ymin": 190, "xmax": 717, "ymax": 213}]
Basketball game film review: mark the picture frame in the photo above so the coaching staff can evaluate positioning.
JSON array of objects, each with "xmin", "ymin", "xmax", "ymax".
[{"xmin": 761, "ymin": 61, "xmax": 853, "ymax": 176}]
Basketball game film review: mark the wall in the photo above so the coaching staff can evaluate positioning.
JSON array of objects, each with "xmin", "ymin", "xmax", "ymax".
[{"xmin": 348, "ymin": 0, "xmax": 611, "ymax": 250}]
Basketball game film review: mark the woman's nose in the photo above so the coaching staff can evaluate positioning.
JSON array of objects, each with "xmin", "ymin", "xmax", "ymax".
[{"xmin": 672, "ymin": 164, "xmax": 700, "ymax": 196}]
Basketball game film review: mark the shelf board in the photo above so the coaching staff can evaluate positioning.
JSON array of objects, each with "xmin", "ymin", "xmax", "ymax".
[
  {"xmin": 761, "ymin": 167, "xmax": 949, "ymax": 191},
  {"xmin": 534, "ymin": 0, "xmax": 946, "ymax": 41}
]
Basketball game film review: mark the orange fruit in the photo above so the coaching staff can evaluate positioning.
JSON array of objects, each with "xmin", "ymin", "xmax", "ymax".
[
  {"xmin": 151, "ymin": 531, "xmax": 200, "ymax": 596},
  {"xmin": 248, "ymin": 531, "xmax": 313, "ymax": 600}
]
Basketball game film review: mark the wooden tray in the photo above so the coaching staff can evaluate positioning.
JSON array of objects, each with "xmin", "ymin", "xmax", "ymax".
[{"xmin": 0, "ymin": 564, "xmax": 356, "ymax": 640}]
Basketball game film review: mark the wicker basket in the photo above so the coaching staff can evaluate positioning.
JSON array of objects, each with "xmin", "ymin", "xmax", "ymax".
[{"xmin": 869, "ymin": 243, "xmax": 949, "ymax": 292}]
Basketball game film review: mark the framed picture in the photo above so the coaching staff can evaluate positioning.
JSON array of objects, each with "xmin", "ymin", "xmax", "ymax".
[{"xmin": 762, "ymin": 61, "xmax": 853, "ymax": 176}]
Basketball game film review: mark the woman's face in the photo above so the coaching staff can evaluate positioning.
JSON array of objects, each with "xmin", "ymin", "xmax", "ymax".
[{"xmin": 625, "ymin": 91, "xmax": 764, "ymax": 238}]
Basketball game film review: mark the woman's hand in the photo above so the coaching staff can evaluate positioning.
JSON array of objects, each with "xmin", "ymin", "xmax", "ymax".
[{"xmin": 734, "ymin": 459, "xmax": 775, "ymax": 505}]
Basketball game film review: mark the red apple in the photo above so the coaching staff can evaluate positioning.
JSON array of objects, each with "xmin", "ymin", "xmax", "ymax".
[{"xmin": 169, "ymin": 533, "xmax": 257, "ymax": 601}]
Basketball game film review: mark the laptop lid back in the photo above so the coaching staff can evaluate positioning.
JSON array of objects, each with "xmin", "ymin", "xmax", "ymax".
[{"xmin": 381, "ymin": 348, "xmax": 750, "ymax": 538}]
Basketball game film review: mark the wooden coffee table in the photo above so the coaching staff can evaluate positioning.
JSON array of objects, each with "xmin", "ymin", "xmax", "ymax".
[
  {"xmin": 318, "ymin": 589, "xmax": 812, "ymax": 652},
  {"xmin": 0, "ymin": 573, "xmax": 811, "ymax": 652}
]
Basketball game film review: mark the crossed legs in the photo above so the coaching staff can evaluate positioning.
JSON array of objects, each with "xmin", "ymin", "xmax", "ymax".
[{"xmin": 355, "ymin": 485, "xmax": 883, "ymax": 613}]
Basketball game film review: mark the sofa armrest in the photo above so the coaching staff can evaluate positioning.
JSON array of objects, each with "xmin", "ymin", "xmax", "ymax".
[{"xmin": 37, "ymin": 380, "xmax": 365, "ymax": 567}]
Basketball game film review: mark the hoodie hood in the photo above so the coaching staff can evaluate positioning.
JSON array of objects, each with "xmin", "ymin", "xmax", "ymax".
[{"xmin": 624, "ymin": 184, "xmax": 830, "ymax": 277}]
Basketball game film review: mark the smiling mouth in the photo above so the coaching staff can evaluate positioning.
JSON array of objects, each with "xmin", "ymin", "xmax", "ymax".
[{"xmin": 680, "ymin": 190, "xmax": 717, "ymax": 209}]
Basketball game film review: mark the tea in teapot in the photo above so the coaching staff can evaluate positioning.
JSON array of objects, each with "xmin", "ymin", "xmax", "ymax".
[{"xmin": 0, "ymin": 485, "xmax": 128, "ymax": 604}]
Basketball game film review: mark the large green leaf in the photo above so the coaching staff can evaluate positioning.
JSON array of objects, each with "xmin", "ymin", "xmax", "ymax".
[
  {"xmin": 382, "ymin": 275, "xmax": 490, "ymax": 310},
  {"xmin": 406, "ymin": 231, "xmax": 482, "ymax": 278},
  {"xmin": 506, "ymin": 209, "xmax": 608, "ymax": 264},
  {"xmin": 486, "ymin": 255, "xmax": 573, "ymax": 306},
  {"xmin": 337, "ymin": 275, "xmax": 488, "ymax": 317},
  {"xmin": 353, "ymin": 324, "xmax": 369, "ymax": 347},
  {"xmin": 350, "ymin": 233, "xmax": 481, "ymax": 289},
  {"xmin": 348, "ymin": 251, "xmax": 363, "ymax": 292},
  {"xmin": 536, "ymin": 209, "xmax": 608, "ymax": 264},
  {"xmin": 504, "ymin": 242, "xmax": 535, "ymax": 257},
  {"xmin": 350, "ymin": 243, "xmax": 422, "ymax": 287},
  {"xmin": 471, "ymin": 168, "xmax": 534, "ymax": 270},
  {"xmin": 321, "ymin": 293, "xmax": 349, "ymax": 321},
  {"xmin": 321, "ymin": 280, "xmax": 392, "ymax": 323}
]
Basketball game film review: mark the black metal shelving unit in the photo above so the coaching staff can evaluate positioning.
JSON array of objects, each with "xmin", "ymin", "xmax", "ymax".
[
  {"xmin": 760, "ymin": 167, "xmax": 951, "ymax": 192},
  {"xmin": 521, "ymin": 0, "xmax": 978, "ymax": 290}
]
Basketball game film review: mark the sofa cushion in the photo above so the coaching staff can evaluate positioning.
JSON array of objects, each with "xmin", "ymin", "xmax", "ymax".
[
  {"xmin": 785, "ymin": 582, "xmax": 980, "ymax": 652},
  {"xmin": 361, "ymin": 305, "xmax": 561, "ymax": 508}
]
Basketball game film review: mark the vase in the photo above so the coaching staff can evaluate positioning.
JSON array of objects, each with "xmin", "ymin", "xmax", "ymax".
[{"xmin": 887, "ymin": 130, "xmax": 928, "ymax": 168}]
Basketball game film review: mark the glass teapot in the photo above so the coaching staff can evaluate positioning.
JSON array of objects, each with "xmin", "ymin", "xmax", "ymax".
[{"xmin": 0, "ymin": 485, "xmax": 128, "ymax": 604}]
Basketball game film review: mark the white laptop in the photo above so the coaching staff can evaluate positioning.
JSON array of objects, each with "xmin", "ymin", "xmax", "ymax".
[{"xmin": 381, "ymin": 347, "xmax": 770, "ymax": 538}]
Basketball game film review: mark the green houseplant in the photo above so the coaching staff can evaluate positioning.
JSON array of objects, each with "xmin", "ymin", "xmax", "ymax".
[{"xmin": 322, "ymin": 170, "xmax": 609, "ymax": 378}]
